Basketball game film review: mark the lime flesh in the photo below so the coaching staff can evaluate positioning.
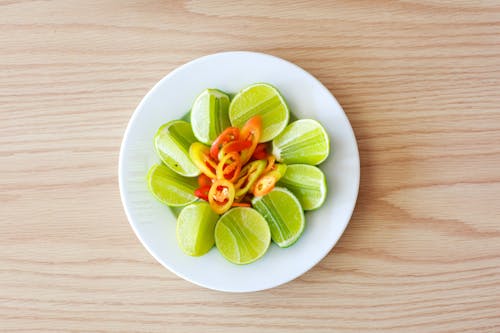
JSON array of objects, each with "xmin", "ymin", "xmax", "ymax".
[
  {"xmin": 278, "ymin": 164, "xmax": 327, "ymax": 210},
  {"xmin": 251, "ymin": 187, "xmax": 305, "ymax": 248},
  {"xmin": 272, "ymin": 119, "xmax": 330, "ymax": 165},
  {"xmin": 176, "ymin": 202, "xmax": 219, "ymax": 256},
  {"xmin": 190, "ymin": 89, "xmax": 231, "ymax": 145},
  {"xmin": 147, "ymin": 164, "xmax": 198, "ymax": 207},
  {"xmin": 154, "ymin": 120, "xmax": 200, "ymax": 177},
  {"xmin": 229, "ymin": 83, "xmax": 289, "ymax": 142},
  {"xmin": 215, "ymin": 207, "xmax": 271, "ymax": 264}
]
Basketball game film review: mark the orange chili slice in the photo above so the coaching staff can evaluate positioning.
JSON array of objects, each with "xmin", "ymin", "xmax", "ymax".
[
  {"xmin": 239, "ymin": 116, "xmax": 262, "ymax": 164},
  {"xmin": 220, "ymin": 139, "xmax": 252, "ymax": 156},
  {"xmin": 216, "ymin": 151, "xmax": 241, "ymax": 183},
  {"xmin": 252, "ymin": 170, "xmax": 281, "ymax": 197},
  {"xmin": 210, "ymin": 127, "xmax": 239, "ymax": 160},
  {"xmin": 263, "ymin": 155, "xmax": 276, "ymax": 174}
]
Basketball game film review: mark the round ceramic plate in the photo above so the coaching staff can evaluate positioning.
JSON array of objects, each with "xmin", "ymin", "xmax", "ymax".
[{"xmin": 119, "ymin": 51, "xmax": 359, "ymax": 292}]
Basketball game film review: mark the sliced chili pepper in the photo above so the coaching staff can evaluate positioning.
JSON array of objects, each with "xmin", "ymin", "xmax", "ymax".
[
  {"xmin": 210, "ymin": 127, "xmax": 239, "ymax": 160},
  {"xmin": 239, "ymin": 116, "xmax": 262, "ymax": 164},
  {"xmin": 263, "ymin": 155, "xmax": 276, "ymax": 174},
  {"xmin": 252, "ymin": 170, "xmax": 281, "ymax": 197},
  {"xmin": 234, "ymin": 159, "xmax": 267, "ymax": 198},
  {"xmin": 198, "ymin": 174, "xmax": 212, "ymax": 187},
  {"xmin": 252, "ymin": 143, "xmax": 268, "ymax": 160},
  {"xmin": 204, "ymin": 156, "xmax": 218, "ymax": 177},
  {"xmin": 216, "ymin": 151, "xmax": 241, "ymax": 183},
  {"xmin": 231, "ymin": 202, "xmax": 251, "ymax": 207},
  {"xmin": 220, "ymin": 139, "xmax": 252, "ymax": 157},
  {"xmin": 189, "ymin": 142, "xmax": 217, "ymax": 179},
  {"xmin": 194, "ymin": 185, "xmax": 210, "ymax": 201},
  {"xmin": 208, "ymin": 179, "xmax": 235, "ymax": 214}
]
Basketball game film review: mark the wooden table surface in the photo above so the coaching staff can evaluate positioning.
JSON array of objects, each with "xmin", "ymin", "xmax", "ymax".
[{"xmin": 1, "ymin": 1, "xmax": 500, "ymax": 332}]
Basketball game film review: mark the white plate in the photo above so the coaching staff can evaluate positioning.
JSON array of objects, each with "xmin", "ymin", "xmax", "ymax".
[{"xmin": 119, "ymin": 51, "xmax": 360, "ymax": 292}]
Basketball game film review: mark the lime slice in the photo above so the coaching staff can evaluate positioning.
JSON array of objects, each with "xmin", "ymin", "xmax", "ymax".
[
  {"xmin": 154, "ymin": 120, "xmax": 200, "ymax": 177},
  {"xmin": 229, "ymin": 83, "xmax": 289, "ymax": 142},
  {"xmin": 176, "ymin": 202, "xmax": 219, "ymax": 256},
  {"xmin": 190, "ymin": 89, "xmax": 231, "ymax": 145},
  {"xmin": 147, "ymin": 164, "xmax": 198, "ymax": 207},
  {"xmin": 251, "ymin": 187, "xmax": 305, "ymax": 248},
  {"xmin": 278, "ymin": 164, "xmax": 327, "ymax": 210},
  {"xmin": 272, "ymin": 119, "xmax": 330, "ymax": 165},
  {"xmin": 215, "ymin": 207, "xmax": 271, "ymax": 264}
]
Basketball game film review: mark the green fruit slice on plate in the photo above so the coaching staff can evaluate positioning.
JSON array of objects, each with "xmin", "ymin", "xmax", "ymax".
[
  {"xmin": 272, "ymin": 119, "xmax": 330, "ymax": 165},
  {"xmin": 229, "ymin": 83, "xmax": 289, "ymax": 142},
  {"xmin": 176, "ymin": 202, "xmax": 220, "ymax": 256},
  {"xmin": 190, "ymin": 89, "xmax": 231, "ymax": 145},
  {"xmin": 251, "ymin": 187, "xmax": 305, "ymax": 248},
  {"xmin": 147, "ymin": 163, "xmax": 198, "ymax": 206},
  {"xmin": 154, "ymin": 120, "xmax": 200, "ymax": 177},
  {"xmin": 278, "ymin": 164, "xmax": 327, "ymax": 210},
  {"xmin": 215, "ymin": 207, "xmax": 271, "ymax": 264}
]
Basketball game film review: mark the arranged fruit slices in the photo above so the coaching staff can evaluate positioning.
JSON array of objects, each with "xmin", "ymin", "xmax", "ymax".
[{"xmin": 147, "ymin": 83, "xmax": 330, "ymax": 265}]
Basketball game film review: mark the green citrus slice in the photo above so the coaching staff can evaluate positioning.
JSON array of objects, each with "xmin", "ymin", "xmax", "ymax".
[
  {"xmin": 215, "ymin": 207, "xmax": 271, "ymax": 264},
  {"xmin": 229, "ymin": 83, "xmax": 289, "ymax": 142},
  {"xmin": 190, "ymin": 89, "xmax": 231, "ymax": 145},
  {"xmin": 147, "ymin": 164, "xmax": 198, "ymax": 207},
  {"xmin": 278, "ymin": 164, "xmax": 327, "ymax": 210},
  {"xmin": 176, "ymin": 202, "xmax": 219, "ymax": 256},
  {"xmin": 251, "ymin": 187, "xmax": 305, "ymax": 248},
  {"xmin": 272, "ymin": 119, "xmax": 330, "ymax": 165},
  {"xmin": 154, "ymin": 120, "xmax": 200, "ymax": 177}
]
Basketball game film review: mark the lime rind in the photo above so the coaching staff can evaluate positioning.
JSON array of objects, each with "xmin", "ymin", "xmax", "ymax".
[
  {"xmin": 229, "ymin": 83, "xmax": 290, "ymax": 142},
  {"xmin": 190, "ymin": 89, "xmax": 231, "ymax": 145},
  {"xmin": 147, "ymin": 164, "xmax": 198, "ymax": 207},
  {"xmin": 251, "ymin": 187, "xmax": 305, "ymax": 248},
  {"xmin": 154, "ymin": 120, "xmax": 201, "ymax": 177},
  {"xmin": 272, "ymin": 119, "xmax": 330, "ymax": 165}
]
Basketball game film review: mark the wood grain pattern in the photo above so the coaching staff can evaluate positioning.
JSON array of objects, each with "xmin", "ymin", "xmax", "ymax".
[{"xmin": 1, "ymin": 1, "xmax": 499, "ymax": 332}]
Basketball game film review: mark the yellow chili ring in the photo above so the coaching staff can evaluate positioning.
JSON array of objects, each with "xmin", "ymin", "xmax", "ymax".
[
  {"xmin": 189, "ymin": 142, "xmax": 217, "ymax": 179},
  {"xmin": 208, "ymin": 179, "xmax": 235, "ymax": 214},
  {"xmin": 216, "ymin": 151, "xmax": 241, "ymax": 183}
]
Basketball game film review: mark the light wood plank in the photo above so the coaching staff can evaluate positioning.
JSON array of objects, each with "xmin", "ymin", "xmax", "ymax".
[{"xmin": 1, "ymin": 1, "xmax": 499, "ymax": 332}]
